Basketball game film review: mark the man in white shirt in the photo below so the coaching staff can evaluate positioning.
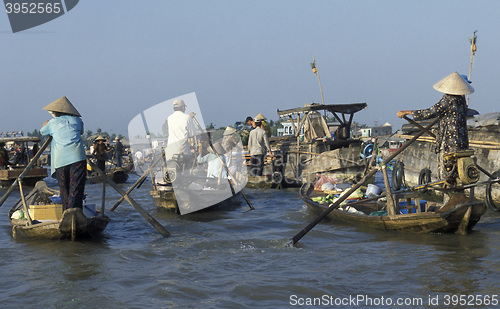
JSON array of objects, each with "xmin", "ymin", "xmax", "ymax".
[{"xmin": 165, "ymin": 99, "xmax": 196, "ymax": 161}]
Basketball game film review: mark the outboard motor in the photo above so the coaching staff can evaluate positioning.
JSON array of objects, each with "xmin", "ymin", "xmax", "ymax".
[{"xmin": 444, "ymin": 149, "xmax": 479, "ymax": 185}]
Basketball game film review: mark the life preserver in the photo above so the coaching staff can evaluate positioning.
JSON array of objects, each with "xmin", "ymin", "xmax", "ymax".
[
  {"xmin": 391, "ymin": 161, "xmax": 404, "ymax": 191},
  {"xmin": 418, "ymin": 168, "xmax": 432, "ymax": 193},
  {"xmin": 362, "ymin": 143, "xmax": 374, "ymax": 159},
  {"xmin": 486, "ymin": 170, "xmax": 500, "ymax": 212}
]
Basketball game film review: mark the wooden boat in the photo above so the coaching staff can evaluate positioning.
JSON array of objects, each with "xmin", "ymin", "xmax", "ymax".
[
  {"xmin": 87, "ymin": 166, "xmax": 130, "ymax": 184},
  {"xmin": 300, "ymin": 182, "xmax": 486, "ymax": 234},
  {"xmin": 151, "ymin": 174, "xmax": 243, "ymax": 215},
  {"xmin": 8, "ymin": 181, "xmax": 110, "ymax": 240},
  {"xmin": 271, "ymin": 103, "xmax": 368, "ymax": 185},
  {"xmin": 0, "ymin": 136, "xmax": 48, "ymax": 187},
  {"xmin": 151, "ymin": 183, "xmax": 241, "ymax": 214}
]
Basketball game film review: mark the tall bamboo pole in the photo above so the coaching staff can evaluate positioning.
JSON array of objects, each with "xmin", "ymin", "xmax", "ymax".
[
  {"xmin": 467, "ymin": 30, "xmax": 477, "ymax": 106},
  {"xmin": 310, "ymin": 56, "xmax": 325, "ymax": 105}
]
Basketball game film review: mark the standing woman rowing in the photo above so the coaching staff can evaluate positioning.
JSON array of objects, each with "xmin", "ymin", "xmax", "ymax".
[{"xmin": 40, "ymin": 96, "xmax": 87, "ymax": 210}]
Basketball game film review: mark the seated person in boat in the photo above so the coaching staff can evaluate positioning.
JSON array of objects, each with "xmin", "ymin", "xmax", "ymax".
[
  {"xmin": 197, "ymin": 140, "xmax": 227, "ymax": 179},
  {"xmin": 0, "ymin": 142, "xmax": 12, "ymax": 168}
]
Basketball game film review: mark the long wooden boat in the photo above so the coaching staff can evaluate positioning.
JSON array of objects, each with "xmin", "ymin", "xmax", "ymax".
[
  {"xmin": 0, "ymin": 136, "xmax": 48, "ymax": 187},
  {"xmin": 300, "ymin": 183, "xmax": 486, "ymax": 234},
  {"xmin": 87, "ymin": 166, "xmax": 130, "ymax": 184},
  {"xmin": 8, "ymin": 181, "xmax": 110, "ymax": 240}
]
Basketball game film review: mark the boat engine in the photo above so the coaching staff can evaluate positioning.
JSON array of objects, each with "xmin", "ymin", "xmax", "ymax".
[{"xmin": 445, "ymin": 150, "xmax": 479, "ymax": 185}]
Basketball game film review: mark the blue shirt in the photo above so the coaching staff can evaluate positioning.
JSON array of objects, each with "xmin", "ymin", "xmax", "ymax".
[
  {"xmin": 40, "ymin": 115, "xmax": 86, "ymax": 176},
  {"xmin": 197, "ymin": 153, "xmax": 228, "ymax": 178}
]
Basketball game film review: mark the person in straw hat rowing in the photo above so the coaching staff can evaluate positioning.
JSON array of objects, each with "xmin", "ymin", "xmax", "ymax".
[
  {"xmin": 40, "ymin": 96, "xmax": 87, "ymax": 210},
  {"xmin": 397, "ymin": 72, "xmax": 474, "ymax": 202}
]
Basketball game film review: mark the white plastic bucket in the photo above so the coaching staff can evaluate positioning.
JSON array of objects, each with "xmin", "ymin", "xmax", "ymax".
[{"xmin": 366, "ymin": 184, "xmax": 382, "ymax": 197}]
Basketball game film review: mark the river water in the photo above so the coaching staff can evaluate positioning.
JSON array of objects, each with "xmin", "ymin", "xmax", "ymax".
[{"xmin": 1, "ymin": 173, "xmax": 500, "ymax": 309}]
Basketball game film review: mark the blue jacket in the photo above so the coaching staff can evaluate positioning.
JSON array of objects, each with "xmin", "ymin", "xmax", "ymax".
[{"xmin": 40, "ymin": 115, "xmax": 86, "ymax": 176}]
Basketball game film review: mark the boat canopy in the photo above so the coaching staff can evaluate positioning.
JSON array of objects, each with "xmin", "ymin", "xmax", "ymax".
[
  {"xmin": 277, "ymin": 103, "xmax": 367, "ymax": 140},
  {"xmin": 277, "ymin": 103, "xmax": 367, "ymax": 118}
]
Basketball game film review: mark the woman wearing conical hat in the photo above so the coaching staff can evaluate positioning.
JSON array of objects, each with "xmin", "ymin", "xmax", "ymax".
[
  {"xmin": 40, "ymin": 96, "xmax": 87, "ymax": 210},
  {"xmin": 397, "ymin": 72, "xmax": 474, "ymax": 200},
  {"xmin": 92, "ymin": 135, "xmax": 108, "ymax": 172}
]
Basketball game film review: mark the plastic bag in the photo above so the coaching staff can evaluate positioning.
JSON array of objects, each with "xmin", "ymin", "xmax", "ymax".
[
  {"xmin": 314, "ymin": 174, "xmax": 341, "ymax": 191},
  {"xmin": 11, "ymin": 209, "xmax": 25, "ymax": 220}
]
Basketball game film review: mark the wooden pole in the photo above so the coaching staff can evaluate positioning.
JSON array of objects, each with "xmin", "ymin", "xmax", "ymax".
[
  {"xmin": 18, "ymin": 179, "xmax": 33, "ymax": 226},
  {"xmin": 110, "ymin": 154, "xmax": 163, "ymax": 211},
  {"xmin": 467, "ymin": 30, "xmax": 477, "ymax": 106},
  {"xmin": 0, "ymin": 136, "xmax": 52, "ymax": 208},
  {"xmin": 289, "ymin": 116, "xmax": 441, "ymax": 245},
  {"xmin": 312, "ymin": 56, "xmax": 325, "ymax": 106},
  {"xmin": 403, "ymin": 116, "xmax": 436, "ymax": 138},
  {"xmin": 86, "ymin": 158, "xmax": 170, "ymax": 237},
  {"xmin": 381, "ymin": 164, "xmax": 396, "ymax": 215},
  {"xmin": 101, "ymin": 174, "xmax": 106, "ymax": 215}
]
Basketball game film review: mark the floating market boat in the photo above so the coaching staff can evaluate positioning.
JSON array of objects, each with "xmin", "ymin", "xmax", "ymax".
[
  {"xmin": 9, "ymin": 181, "xmax": 110, "ymax": 240},
  {"xmin": 87, "ymin": 166, "xmax": 130, "ymax": 184},
  {"xmin": 267, "ymin": 103, "xmax": 368, "ymax": 186},
  {"xmin": 0, "ymin": 136, "xmax": 48, "ymax": 187},
  {"xmin": 151, "ymin": 165, "xmax": 244, "ymax": 214},
  {"xmin": 394, "ymin": 112, "xmax": 500, "ymax": 211},
  {"xmin": 300, "ymin": 182, "xmax": 486, "ymax": 235},
  {"xmin": 243, "ymin": 103, "xmax": 369, "ymax": 189}
]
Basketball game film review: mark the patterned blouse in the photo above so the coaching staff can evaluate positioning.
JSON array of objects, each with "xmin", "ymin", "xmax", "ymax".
[{"xmin": 412, "ymin": 94, "xmax": 469, "ymax": 154}]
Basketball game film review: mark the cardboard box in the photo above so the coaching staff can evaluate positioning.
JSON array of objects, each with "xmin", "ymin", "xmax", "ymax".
[{"xmin": 28, "ymin": 204, "xmax": 63, "ymax": 221}]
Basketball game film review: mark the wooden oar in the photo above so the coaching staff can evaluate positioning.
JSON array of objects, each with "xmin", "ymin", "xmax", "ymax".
[
  {"xmin": 86, "ymin": 158, "xmax": 170, "ymax": 237},
  {"xmin": 0, "ymin": 136, "xmax": 52, "ymax": 208},
  {"xmin": 110, "ymin": 154, "xmax": 163, "ymax": 211},
  {"xmin": 288, "ymin": 116, "xmax": 441, "ymax": 246},
  {"xmin": 403, "ymin": 115, "xmax": 436, "ymax": 138},
  {"xmin": 192, "ymin": 117, "xmax": 255, "ymax": 210},
  {"xmin": 18, "ymin": 179, "xmax": 33, "ymax": 226}
]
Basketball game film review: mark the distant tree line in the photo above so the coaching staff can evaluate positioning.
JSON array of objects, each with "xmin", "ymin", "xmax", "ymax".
[{"xmin": 27, "ymin": 128, "xmax": 125, "ymax": 148}]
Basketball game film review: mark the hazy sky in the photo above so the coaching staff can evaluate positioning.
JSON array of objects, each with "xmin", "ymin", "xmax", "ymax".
[{"xmin": 2, "ymin": 0, "xmax": 499, "ymax": 137}]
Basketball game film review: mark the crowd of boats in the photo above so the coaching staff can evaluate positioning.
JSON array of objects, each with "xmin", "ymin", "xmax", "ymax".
[{"xmin": 1, "ymin": 102, "xmax": 500, "ymax": 242}]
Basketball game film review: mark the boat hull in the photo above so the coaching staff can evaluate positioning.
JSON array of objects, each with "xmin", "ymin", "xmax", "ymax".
[
  {"xmin": 300, "ymin": 183, "xmax": 486, "ymax": 234},
  {"xmin": 11, "ymin": 208, "xmax": 110, "ymax": 240},
  {"xmin": 150, "ymin": 184, "xmax": 241, "ymax": 214}
]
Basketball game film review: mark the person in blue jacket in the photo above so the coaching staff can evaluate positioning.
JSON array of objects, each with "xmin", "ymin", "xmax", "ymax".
[{"xmin": 40, "ymin": 96, "xmax": 87, "ymax": 210}]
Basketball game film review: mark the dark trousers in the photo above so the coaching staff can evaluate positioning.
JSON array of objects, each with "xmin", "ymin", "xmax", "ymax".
[
  {"xmin": 114, "ymin": 153, "xmax": 123, "ymax": 167},
  {"xmin": 97, "ymin": 159, "xmax": 106, "ymax": 172},
  {"xmin": 56, "ymin": 160, "xmax": 87, "ymax": 209},
  {"xmin": 250, "ymin": 154, "xmax": 265, "ymax": 176}
]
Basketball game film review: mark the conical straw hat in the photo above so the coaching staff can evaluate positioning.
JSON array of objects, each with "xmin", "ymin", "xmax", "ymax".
[
  {"xmin": 211, "ymin": 141, "xmax": 225, "ymax": 154},
  {"xmin": 254, "ymin": 113, "xmax": 266, "ymax": 120},
  {"xmin": 223, "ymin": 126, "xmax": 237, "ymax": 136},
  {"xmin": 95, "ymin": 136, "xmax": 106, "ymax": 141},
  {"xmin": 43, "ymin": 96, "xmax": 81, "ymax": 117},
  {"xmin": 433, "ymin": 72, "xmax": 474, "ymax": 95}
]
